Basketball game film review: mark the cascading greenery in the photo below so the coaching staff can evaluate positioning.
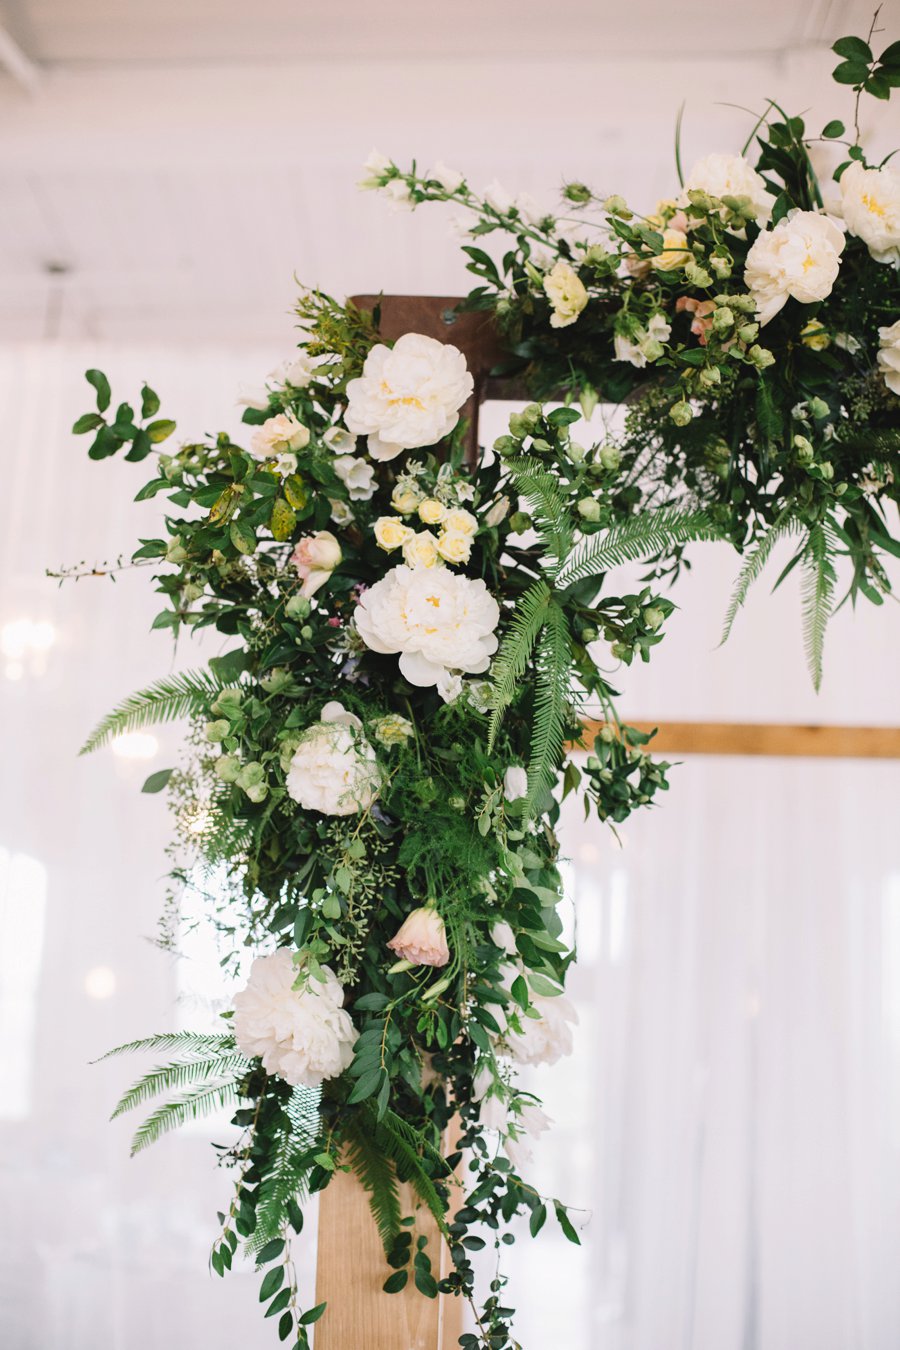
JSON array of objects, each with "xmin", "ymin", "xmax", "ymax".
[{"xmin": 64, "ymin": 26, "xmax": 899, "ymax": 1350}]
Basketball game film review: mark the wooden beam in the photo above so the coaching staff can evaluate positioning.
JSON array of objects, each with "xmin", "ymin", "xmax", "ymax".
[{"xmin": 576, "ymin": 720, "xmax": 900, "ymax": 759}]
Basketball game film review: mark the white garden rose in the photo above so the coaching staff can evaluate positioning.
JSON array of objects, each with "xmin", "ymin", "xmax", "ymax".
[
  {"xmin": 877, "ymin": 319, "xmax": 900, "ymax": 395},
  {"xmin": 402, "ymin": 531, "xmax": 441, "ymax": 569},
  {"xmin": 543, "ymin": 260, "xmax": 588, "ymax": 329},
  {"xmin": 251, "ymin": 412, "xmax": 310, "ymax": 459},
  {"xmin": 436, "ymin": 531, "xmax": 472, "ymax": 565},
  {"xmin": 650, "ymin": 227, "xmax": 692, "ymax": 272},
  {"xmin": 333, "ymin": 455, "xmax": 376, "ymax": 501},
  {"xmin": 354, "ymin": 564, "xmax": 500, "ymax": 690},
  {"xmin": 374, "ymin": 516, "xmax": 415, "ymax": 551},
  {"xmin": 442, "ymin": 507, "xmax": 478, "ymax": 536},
  {"xmin": 840, "ymin": 161, "xmax": 900, "ymax": 265},
  {"xmin": 286, "ymin": 702, "xmax": 380, "ymax": 815},
  {"xmin": 233, "ymin": 950, "xmax": 357, "ymax": 1088},
  {"xmin": 506, "ymin": 993, "xmax": 578, "ymax": 1066},
  {"xmin": 418, "ymin": 498, "xmax": 447, "ymax": 526},
  {"xmin": 744, "ymin": 210, "xmax": 845, "ymax": 325},
  {"xmin": 344, "ymin": 333, "xmax": 474, "ymax": 461},
  {"xmin": 683, "ymin": 153, "xmax": 773, "ymax": 225}
]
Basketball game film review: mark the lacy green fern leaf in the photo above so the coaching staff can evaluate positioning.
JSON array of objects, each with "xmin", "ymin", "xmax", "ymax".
[
  {"xmin": 80, "ymin": 669, "xmax": 231, "ymax": 755},
  {"xmin": 487, "ymin": 579, "xmax": 551, "ymax": 749},
  {"xmin": 801, "ymin": 522, "xmax": 838, "ymax": 691},
  {"xmin": 525, "ymin": 601, "xmax": 573, "ymax": 817},
  {"xmin": 111, "ymin": 1053, "xmax": 249, "ymax": 1119},
  {"xmin": 129, "ymin": 1080, "xmax": 240, "ymax": 1155},
  {"xmin": 376, "ymin": 1111, "xmax": 450, "ymax": 1234},
  {"xmin": 342, "ymin": 1113, "xmax": 402, "ymax": 1254},
  {"xmin": 96, "ymin": 1031, "xmax": 235, "ymax": 1061},
  {"xmin": 248, "ymin": 1089, "xmax": 321, "ymax": 1255},
  {"xmin": 721, "ymin": 513, "xmax": 797, "ymax": 645},
  {"xmin": 558, "ymin": 509, "xmax": 718, "ymax": 587},
  {"xmin": 509, "ymin": 457, "xmax": 574, "ymax": 564}
]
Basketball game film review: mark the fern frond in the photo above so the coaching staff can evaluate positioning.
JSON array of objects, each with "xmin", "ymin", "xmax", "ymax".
[
  {"xmin": 557, "ymin": 509, "xmax": 718, "ymax": 587},
  {"xmin": 342, "ymin": 1114, "xmax": 402, "ymax": 1254},
  {"xmin": 111, "ymin": 1053, "xmax": 249, "ymax": 1119},
  {"xmin": 801, "ymin": 522, "xmax": 838, "ymax": 691},
  {"xmin": 721, "ymin": 514, "xmax": 797, "ymax": 645},
  {"xmin": 525, "ymin": 602, "xmax": 573, "ymax": 817},
  {"xmin": 248, "ymin": 1089, "xmax": 322, "ymax": 1255},
  {"xmin": 487, "ymin": 580, "xmax": 551, "ymax": 749},
  {"xmin": 129, "ymin": 1080, "xmax": 240, "ymax": 1155},
  {"xmin": 80, "ymin": 668, "xmax": 231, "ymax": 755},
  {"xmin": 509, "ymin": 457, "xmax": 574, "ymax": 564},
  {"xmin": 96, "ymin": 1031, "xmax": 235, "ymax": 1061},
  {"xmin": 375, "ymin": 1113, "xmax": 450, "ymax": 1235}
]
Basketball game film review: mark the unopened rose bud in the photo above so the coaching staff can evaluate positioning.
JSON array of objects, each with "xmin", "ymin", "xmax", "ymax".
[
  {"xmin": 286, "ymin": 594, "xmax": 311, "ymax": 620},
  {"xmin": 577, "ymin": 497, "xmax": 601, "ymax": 521},
  {"xmin": 699, "ymin": 366, "xmax": 721, "ymax": 387},
  {"xmin": 598, "ymin": 726, "xmax": 615, "ymax": 744},
  {"xmin": 494, "ymin": 435, "xmax": 518, "ymax": 456},
  {"xmin": 819, "ymin": 461, "xmax": 834, "ymax": 480},
  {"xmin": 580, "ymin": 625, "xmax": 599, "ymax": 643},
  {"xmin": 610, "ymin": 641, "xmax": 631, "ymax": 660},
  {"xmin": 807, "ymin": 397, "xmax": 829, "ymax": 420},
  {"xmin": 166, "ymin": 539, "xmax": 187, "ymax": 564},
  {"xmin": 567, "ymin": 441, "xmax": 588, "ymax": 463},
  {"xmin": 300, "ymin": 624, "xmax": 313, "ymax": 640}
]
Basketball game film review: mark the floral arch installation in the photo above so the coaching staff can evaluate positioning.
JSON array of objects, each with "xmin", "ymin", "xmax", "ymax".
[{"xmin": 63, "ymin": 26, "xmax": 900, "ymax": 1350}]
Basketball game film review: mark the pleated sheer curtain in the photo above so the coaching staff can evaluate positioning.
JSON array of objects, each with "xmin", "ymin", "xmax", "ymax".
[{"xmin": 1, "ymin": 343, "xmax": 899, "ymax": 1350}]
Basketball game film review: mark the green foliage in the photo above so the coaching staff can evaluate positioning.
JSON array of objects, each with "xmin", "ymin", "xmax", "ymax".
[
  {"xmin": 487, "ymin": 580, "xmax": 550, "ymax": 749},
  {"xmin": 80, "ymin": 669, "xmax": 230, "ymax": 754},
  {"xmin": 558, "ymin": 509, "xmax": 719, "ymax": 587},
  {"xmin": 801, "ymin": 522, "xmax": 839, "ymax": 691},
  {"xmin": 525, "ymin": 602, "xmax": 574, "ymax": 815}
]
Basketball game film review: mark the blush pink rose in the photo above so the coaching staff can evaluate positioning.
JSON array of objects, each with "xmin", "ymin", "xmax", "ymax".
[
  {"xmin": 387, "ymin": 904, "xmax": 450, "ymax": 967},
  {"xmin": 291, "ymin": 530, "xmax": 342, "ymax": 598}
]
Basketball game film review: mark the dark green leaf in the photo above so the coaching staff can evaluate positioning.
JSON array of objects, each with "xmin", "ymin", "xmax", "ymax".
[
  {"xmin": 141, "ymin": 768, "xmax": 173, "ymax": 794},
  {"xmin": 86, "ymin": 368, "xmax": 111, "ymax": 412},
  {"xmin": 125, "ymin": 430, "xmax": 153, "ymax": 462},
  {"xmin": 141, "ymin": 384, "xmax": 160, "ymax": 418},
  {"xmin": 866, "ymin": 73, "xmax": 891, "ymax": 99},
  {"xmin": 383, "ymin": 1270, "xmax": 408, "ymax": 1294},
  {"xmin": 832, "ymin": 36, "xmax": 872, "ymax": 62},
  {"xmin": 299, "ymin": 1303, "xmax": 326, "ymax": 1325},
  {"xmin": 529, "ymin": 1203, "xmax": 547, "ymax": 1237},
  {"xmin": 72, "ymin": 412, "xmax": 104, "ymax": 434},
  {"xmin": 880, "ymin": 40, "xmax": 900, "ymax": 65},
  {"xmin": 832, "ymin": 59, "xmax": 869, "ymax": 84},
  {"xmin": 230, "ymin": 519, "xmax": 257, "ymax": 555},
  {"xmin": 146, "ymin": 418, "xmax": 177, "ymax": 444},
  {"xmin": 256, "ymin": 1238, "xmax": 285, "ymax": 1264},
  {"xmin": 259, "ymin": 1266, "xmax": 285, "ymax": 1302},
  {"xmin": 821, "ymin": 119, "xmax": 845, "ymax": 138}
]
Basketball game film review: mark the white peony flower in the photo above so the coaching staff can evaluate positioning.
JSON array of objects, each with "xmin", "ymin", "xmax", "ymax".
[
  {"xmin": 345, "ymin": 333, "xmax": 474, "ymax": 461},
  {"xmin": 251, "ymin": 412, "xmax": 310, "ymax": 459},
  {"xmin": 840, "ymin": 161, "xmax": 900, "ymax": 265},
  {"xmin": 354, "ymin": 564, "xmax": 500, "ymax": 690},
  {"xmin": 543, "ymin": 260, "xmax": 588, "ymax": 329},
  {"xmin": 744, "ymin": 210, "xmax": 845, "ymax": 325},
  {"xmin": 333, "ymin": 455, "xmax": 376, "ymax": 501},
  {"xmin": 427, "ymin": 160, "xmax": 465, "ymax": 193},
  {"xmin": 286, "ymin": 703, "xmax": 380, "ymax": 816},
  {"xmin": 613, "ymin": 312, "xmax": 672, "ymax": 368},
  {"xmin": 683, "ymin": 153, "xmax": 773, "ymax": 225},
  {"xmin": 506, "ymin": 993, "xmax": 578, "ymax": 1066},
  {"xmin": 323, "ymin": 425, "xmax": 358, "ymax": 455},
  {"xmin": 877, "ymin": 319, "xmax": 900, "ymax": 395},
  {"xmin": 233, "ymin": 950, "xmax": 357, "ymax": 1088},
  {"xmin": 503, "ymin": 766, "xmax": 529, "ymax": 801}
]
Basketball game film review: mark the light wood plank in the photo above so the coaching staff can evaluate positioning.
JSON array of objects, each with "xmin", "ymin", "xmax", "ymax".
[{"xmin": 575, "ymin": 720, "xmax": 900, "ymax": 759}]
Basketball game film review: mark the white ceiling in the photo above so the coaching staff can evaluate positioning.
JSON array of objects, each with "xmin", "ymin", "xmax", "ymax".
[{"xmin": 0, "ymin": 0, "xmax": 898, "ymax": 345}]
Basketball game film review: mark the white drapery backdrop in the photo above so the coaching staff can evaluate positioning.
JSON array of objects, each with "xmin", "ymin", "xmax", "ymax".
[{"xmin": 1, "ymin": 344, "xmax": 899, "ymax": 1349}]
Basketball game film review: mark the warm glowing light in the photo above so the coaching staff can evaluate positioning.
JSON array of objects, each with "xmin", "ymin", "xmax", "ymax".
[
  {"xmin": 84, "ymin": 966, "xmax": 117, "ymax": 1000},
  {"xmin": 112, "ymin": 732, "xmax": 159, "ymax": 760},
  {"xmin": 1, "ymin": 618, "xmax": 56, "ymax": 679}
]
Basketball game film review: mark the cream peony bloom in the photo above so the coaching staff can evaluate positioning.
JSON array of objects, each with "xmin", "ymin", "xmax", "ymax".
[
  {"xmin": 344, "ymin": 333, "xmax": 474, "ymax": 461},
  {"xmin": 650, "ymin": 228, "xmax": 692, "ymax": 272},
  {"xmin": 387, "ymin": 903, "xmax": 450, "ymax": 966},
  {"xmin": 374, "ymin": 516, "xmax": 415, "ymax": 551},
  {"xmin": 251, "ymin": 412, "xmax": 310, "ymax": 459},
  {"xmin": 286, "ymin": 703, "xmax": 381, "ymax": 815},
  {"xmin": 877, "ymin": 319, "xmax": 900, "ymax": 395},
  {"xmin": 840, "ymin": 161, "xmax": 900, "ymax": 265},
  {"xmin": 233, "ymin": 950, "xmax": 357, "ymax": 1087},
  {"xmin": 333, "ymin": 455, "xmax": 376, "ymax": 501},
  {"xmin": 744, "ymin": 210, "xmax": 845, "ymax": 325},
  {"xmin": 354, "ymin": 564, "xmax": 500, "ymax": 689},
  {"xmin": 683, "ymin": 153, "xmax": 773, "ymax": 225},
  {"xmin": 543, "ymin": 260, "xmax": 589, "ymax": 329},
  {"xmin": 291, "ymin": 531, "xmax": 342, "ymax": 599},
  {"xmin": 506, "ymin": 993, "xmax": 578, "ymax": 1066},
  {"xmin": 436, "ymin": 531, "xmax": 472, "ymax": 565},
  {"xmin": 402, "ymin": 531, "xmax": 441, "ymax": 569}
]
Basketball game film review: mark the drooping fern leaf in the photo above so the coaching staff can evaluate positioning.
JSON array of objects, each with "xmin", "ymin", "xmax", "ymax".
[
  {"xmin": 111, "ymin": 1053, "xmax": 249, "ymax": 1119},
  {"xmin": 557, "ymin": 509, "xmax": 718, "ymax": 587},
  {"xmin": 341, "ymin": 1112, "xmax": 402, "ymax": 1254},
  {"xmin": 508, "ymin": 457, "xmax": 574, "ymax": 564},
  {"xmin": 720, "ymin": 513, "xmax": 797, "ymax": 645},
  {"xmin": 525, "ymin": 601, "xmax": 573, "ymax": 818},
  {"xmin": 800, "ymin": 521, "xmax": 838, "ymax": 691},
  {"xmin": 248, "ymin": 1088, "xmax": 322, "ymax": 1255},
  {"xmin": 96, "ymin": 1031, "xmax": 235, "ymax": 1060},
  {"xmin": 80, "ymin": 668, "xmax": 231, "ymax": 755},
  {"xmin": 487, "ymin": 580, "xmax": 551, "ymax": 749},
  {"xmin": 376, "ymin": 1111, "xmax": 451, "ymax": 1235},
  {"xmin": 129, "ymin": 1080, "xmax": 241, "ymax": 1155}
]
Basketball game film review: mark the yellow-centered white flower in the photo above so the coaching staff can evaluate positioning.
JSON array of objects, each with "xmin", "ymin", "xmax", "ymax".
[
  {"xmin": 354, "ymin": 564, "xmax": 500, "ymax": 690},
  {"xmin": 374, "ymin": 516, "xmax": 415, "ymax": 551},
  {"xmin": 744, "ymin": 211, "xmax": 845, "ymax": 325},
  {"xmin": 344, "ymin": 333, "xmax": 473, "ymax": 461},
  {"xmin": 877, "ymin": 319, "xmax": 900, "ymax": 395},
  {"xmin": 683, "ymin": 153, "xmax": 773, "ymax": 225},
  {"xmin": 840, "ymin": 161, "xmax": 900, "ymax": 265}
]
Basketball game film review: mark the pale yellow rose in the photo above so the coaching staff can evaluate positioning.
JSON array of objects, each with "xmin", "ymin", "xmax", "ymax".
[
  {"xmin": 402, "ymin": 531, "xmax": 442, "ymax": 569},
  {"xmin": 543, "ymin": 260, "xmax": 588, "ymax": 329},
  {"xmin": 437, "ymin": 531, "xmax": 472, "ymax": 564},
  {"xmin": 392, "ymin": 484, "xmax": 424, "ymax": 514},
  {"xmin": 442, "ymin": 507, "xmax": 478, "ymax": 537},
  {"xmin": 418, "ymin": 498, "xmax": 447, "ymax": 526},
  {"xmin": 650, "ymin": 228, "xmax": 692, "ymax": 272},
  {"xmin": 800, "ymin": 321, "xmax": 830, "ymax": 351},
  {"xmin": 374, "ymin": 516, "xmax": 415, "ymax": 551}
]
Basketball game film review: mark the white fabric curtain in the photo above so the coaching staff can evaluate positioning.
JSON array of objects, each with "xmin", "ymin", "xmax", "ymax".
[{"xmin": 1, "ymin": 345, "xmax": 899, "ymax": 1349}]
